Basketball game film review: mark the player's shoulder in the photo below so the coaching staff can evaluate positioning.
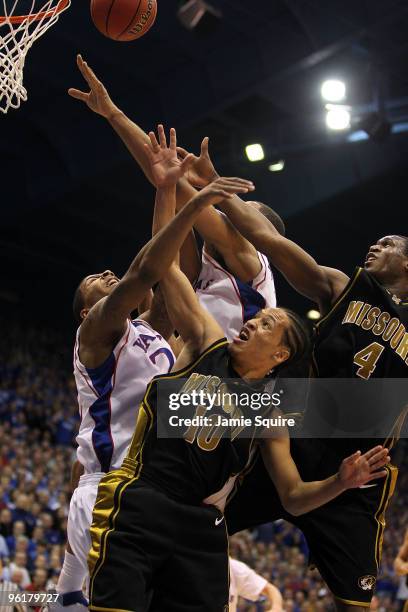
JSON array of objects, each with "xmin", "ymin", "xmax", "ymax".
[{"xmin": 230, "ymin": 558, "xmax": 251, "ymax": 575}]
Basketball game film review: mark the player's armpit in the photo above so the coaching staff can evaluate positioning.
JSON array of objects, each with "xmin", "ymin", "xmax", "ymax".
[{"xmin": 320, "ymin": 266, "xmax": 351, "ymax": 304}]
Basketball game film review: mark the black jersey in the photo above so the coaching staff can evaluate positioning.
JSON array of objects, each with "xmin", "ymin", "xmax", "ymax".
[
  {"xmin": 313, "ymin": 266, "xmax": 408, "ymax": 379},
  {"xmin": 122, "ymin": 339, "xmax": 268, "ymax": 505},
  {"xmin": 298, "ymin": 267, "xmax": 408, "ymax": 477}
]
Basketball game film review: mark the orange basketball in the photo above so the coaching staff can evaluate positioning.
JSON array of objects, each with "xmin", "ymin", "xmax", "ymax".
[{"xmin": 91, "ymin": 0, "xmax": 157, "ymax": 42}]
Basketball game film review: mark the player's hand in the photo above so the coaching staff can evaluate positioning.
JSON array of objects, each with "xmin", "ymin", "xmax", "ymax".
[
  {"xmin": 68, "ymin": 54, "xmax": 118, "ymax": 119},
  {"xmin": 191, "ymin": 176, "xmax": 255, "ymax": 209},
  {"xmin": 144, "ymin": 125, "xmax": 195, "ymax": 188},
  {"xmin": 176, "ymin": 137, "xmax": 219, "ymax": 188},
  {"xmin": 338, "ymin": 445, "xmax": 390, "ymax": 489}
]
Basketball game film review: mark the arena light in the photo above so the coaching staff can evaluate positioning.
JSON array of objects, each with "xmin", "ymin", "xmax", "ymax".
[
  {"xmin": 268, "ymin": 160, "xmax": 285, "ymax": 172},
  {"xmin": 347, "ymin": 130, "xmax": 369, "ymax": 143},
  {"xmin": 307, "ymin": 309, "xmax": 321, "ymax": 321},
  {"xmin": 245, "ymin": 144, "xmax": 265, "ymax": 162},
  {"xmin": 321, "ymin": 79, "xmax": 346, "ymax": 102},
  {"xmin": 326, "ymin": 106, "xmax": 351, "ymax": 131}
]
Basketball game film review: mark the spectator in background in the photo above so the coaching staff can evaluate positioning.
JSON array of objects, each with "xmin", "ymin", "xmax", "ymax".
[
  {"xmin": 0, "ymin": 556, "xmax": 23, "ymax": 612},
  {"xmin": 27, "ymin": 567, "xmax": 49, "ymax": 611},
  {"xmin": 9, "ymin": 551, "xmax": 31, "ymax": 589},
  {"xmin": 6, "ymin": 521, "xmax": 26, "ymax": 556},
  {"xmin": 0, "ymin": 509, "xmax": 13, "ymax": 538}
]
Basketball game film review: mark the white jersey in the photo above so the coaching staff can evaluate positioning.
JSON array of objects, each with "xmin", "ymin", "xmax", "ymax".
[
  {"xmin": 74, "ymin": 319, "xmax": 175, "ymax": 474},
  {"xmin": 229, "ymin": 558, "xmax": 267, "ymax": 612},
  {"xmin": 195, "ymin": 247, "xmax": 276, "ymax": 341}
]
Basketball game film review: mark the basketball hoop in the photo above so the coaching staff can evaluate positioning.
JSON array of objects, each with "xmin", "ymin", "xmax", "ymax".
[{"xmin": 0, "ymin": 0, "xmax": 71, "ymax": 114}]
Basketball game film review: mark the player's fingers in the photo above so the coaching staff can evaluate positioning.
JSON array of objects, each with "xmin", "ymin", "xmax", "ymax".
[
  {"xmin": 201, "ymin": 136, "xmax": 209, "ymax": 156},
  {"xmin": 215, "ymin": 185, "xmax": 251, "ymax": 196},
  {"xmin": 365, "ymin": 469, "xmax": 388, "ymax": 482},
  {"xmin": 77, "ymin": 56, "xmax": 98, "ymax": 87},
  {"xmin": 367, "ymin": 448, "xmax": 388, "ymax": 465},
  {"xmin": 369, "ymin": 456, "xmax": 390, "ymax": 471},
  {"xmin": 363, "ymin": 446, "xmax": 385, "ymax": 461},
  {"xmin": 68, "ymin": 89, "xmax": 89, "ymax": 102},
  {"xmin": 82, "ymin": 60, "xmax": 101, "ymax": 86},
  {"xmin": 216, "ymin": 190, "xmax": 236, "ymax": 199},
  {"xmin": 344, "ymin": 450, "xmax": 361, "ymax": 464},
  {"xmin": 148, "ymin": 131, "xmax": 160, "ymax": 153},
  {"xmin": 180, "ymin": 154, "xmax": 195, "ymax": 171},
  {"xmin": 176, "ymin": 147, "xmax": 189, "ymax": 159},
  {"xmin": 220, "ymin": 176, "xmax": 255, "ymax": 186},
  {"xmin": 76, "ymin": 56, "xmax": 92, "ymax": 85},
  {"xmin": 157, "ymin": 124, "xmax": 167, "ymax": 148},
  {"xmin": 169, "ymin": 127, "xmax": 177, "ymax": 150}
]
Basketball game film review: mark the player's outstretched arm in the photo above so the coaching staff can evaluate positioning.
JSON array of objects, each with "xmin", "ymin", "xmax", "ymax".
[
  {"xmin": 81, "ymin": 174, "xmax": 237, "ymax": 361},
  {"xmin": 157, "ymin": 179, "xmax": 254, "ymax": 367},
  {"xmin": 175, "ymin": 139, "xmax": 263, "ymax": 282},
  {"xmin": 146, "ymin": 124, "xmax": 260, "ymax": 283},
  {"xmin": 217, "ymin": 196, "xmax": 349, "ymax": 311},
  {"xmin": 69, "ymin": 54, "xmax": 155, "ymax": 183},
  {"xmin": 261, "ymin": 583, "xmax": 283, "ymax": 612},
  {"xmin": 69, "ymin": 59, "xmax": 261, "ymax": 283},
  {"xmin": 145, "ymin": 127, "xmax": 254, "ymax": 363},
  {"xmin": 260, "ymin": 436, "xmax": 390, "ymax": 516},
  {"xmin": 394, "ymin": 529, "xmax": 408, "ymax": 576}
]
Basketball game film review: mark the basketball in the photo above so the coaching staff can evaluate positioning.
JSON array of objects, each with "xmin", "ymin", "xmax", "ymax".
[{"xmin": 90, "ymin": 0, "xmax": 157, "ymax": 42}]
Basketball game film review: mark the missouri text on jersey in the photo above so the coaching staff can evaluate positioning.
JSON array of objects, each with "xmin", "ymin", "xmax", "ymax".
[{"xmin": 343, "ymin": 300, "xmax": 408, "ymax": 366}]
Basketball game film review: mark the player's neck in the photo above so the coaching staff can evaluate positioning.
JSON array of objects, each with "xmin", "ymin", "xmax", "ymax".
[
  {"xmin": 384, "ymin": 278, "xmax": 408, "ymax": 301},
  {"xmin": 230, "ymin": 356, "xmax": 269, "ymax": 381}
]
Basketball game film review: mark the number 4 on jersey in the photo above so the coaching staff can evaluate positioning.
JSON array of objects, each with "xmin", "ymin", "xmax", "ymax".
[{"xmin": 353, "ymin": 342, "xmax": 385, "ymax": 379}]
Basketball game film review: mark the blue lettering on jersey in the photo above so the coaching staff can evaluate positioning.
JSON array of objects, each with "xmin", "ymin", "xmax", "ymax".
[{"xmin": 133, "ymin": 333, "xmax": 156, "ymax": 353}]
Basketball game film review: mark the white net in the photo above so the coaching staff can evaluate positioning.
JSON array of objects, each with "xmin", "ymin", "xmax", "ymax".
[{"xmin": 0, "ymin": 0, "xmax": 70, "ymax": 113}]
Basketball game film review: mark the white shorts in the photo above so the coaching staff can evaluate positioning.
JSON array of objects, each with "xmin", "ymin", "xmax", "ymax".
[{"xmin": 67, "ymin": 472, "xmax": 105, "ymax": 573}]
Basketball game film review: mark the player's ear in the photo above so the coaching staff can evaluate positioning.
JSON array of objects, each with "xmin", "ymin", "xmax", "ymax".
[
  {"xmin": 273, "ymin": 347, "xmax": 290, "ymax": 365},
  {"xmin": 80, "ymin": 308, "xmax": 90, "ymax": 321}
]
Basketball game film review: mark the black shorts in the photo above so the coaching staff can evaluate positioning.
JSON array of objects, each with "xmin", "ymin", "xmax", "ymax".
[
  {"xmin": 88, "ymin": 472, "xmax": 229, "ymax": 612},
  {"xmin": 225, "ymin": 455, "xmax": 398, "ymax": 607}
]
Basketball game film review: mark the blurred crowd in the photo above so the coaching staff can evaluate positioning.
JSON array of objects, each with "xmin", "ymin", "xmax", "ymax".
[{"xmin": 0, "ymin": 321, "xmax": 407, "ymax": 611}]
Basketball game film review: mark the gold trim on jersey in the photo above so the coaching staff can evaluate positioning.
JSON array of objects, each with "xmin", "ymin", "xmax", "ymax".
[
  {"xmin": 383, "ymin": 404, "xmax": 408, "ymax": 452},
  {"xmin": 333, "ymin": 595, "xmax": 371, "ymax": 607},
  {"xmin": 374, "ymin": 464, "xmax": 398, "ymax": 569},
  {"xmin": 88, "ymin": 338, "xmax": 228, "ymax": 607},
  {"xmin": 125, "ymin": 338, "xmax": 229, "ymax": 465},
  {"xmin": 316, "ymin": 267, "xmax": 363, "ymax": 330},
  {"xmin": 312, "ymin": 268, "xmax": 363, "ymax": 375}
]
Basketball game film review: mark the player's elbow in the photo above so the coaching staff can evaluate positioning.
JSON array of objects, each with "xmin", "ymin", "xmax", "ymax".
[
  {"xmin": 136, "ymin": 255, "xmax": 160, "ymax": 287},
  {"xmin": 281, "ymin": 490, "xmax": 304, "ymax": 516}
]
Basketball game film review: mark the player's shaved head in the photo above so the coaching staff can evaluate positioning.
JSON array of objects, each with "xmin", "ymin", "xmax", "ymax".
[
  {"xmin": 395, "ymin": 235, "xmax": 408, "ymax": 256},
  {"xmin": 72, "ymin": 280, "xmax": 86, "ymax": 324},
  {"xmin": 73, "ymin": 271, "xmax": 120, "ymax": 324},
  {"xmin": 246, "ymin": 201, "xmax": 286, "ymax": 236}
]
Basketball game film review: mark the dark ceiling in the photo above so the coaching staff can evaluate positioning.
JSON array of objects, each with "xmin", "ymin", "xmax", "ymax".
[{"xmin": 1, "ymin": 0, "xmax": 408, "ymax": 327}]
